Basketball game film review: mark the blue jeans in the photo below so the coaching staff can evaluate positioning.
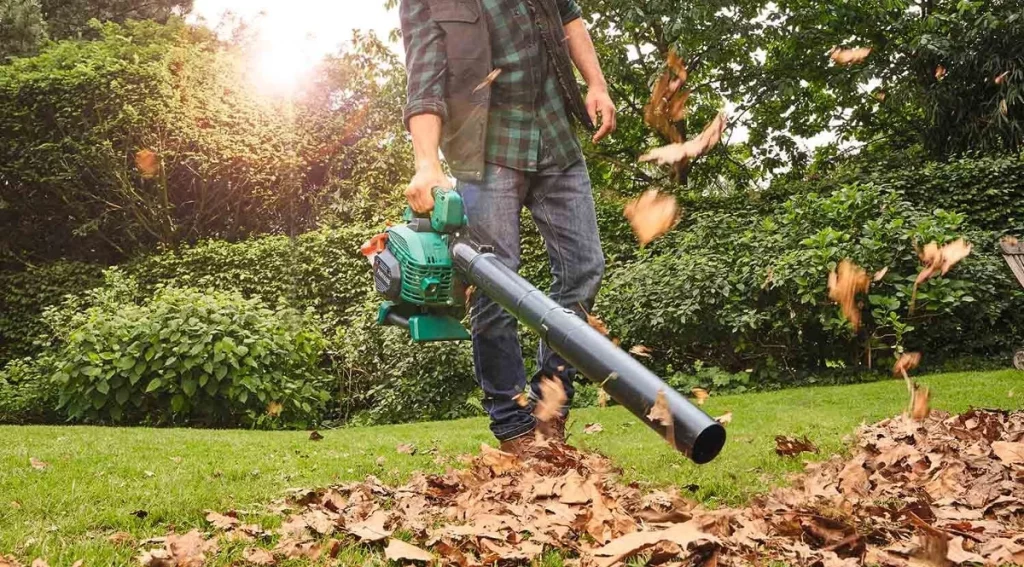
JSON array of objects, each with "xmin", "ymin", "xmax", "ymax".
[{"xmin": 457, "ymin": 155, "xmax": 605, "ymax": 442}]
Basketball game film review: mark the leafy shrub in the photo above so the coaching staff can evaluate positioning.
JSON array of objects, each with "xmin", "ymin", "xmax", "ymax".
[
  {"xmin": 124, "ymin": 227, "xmax": 373, "ymax": 332},
  {"xmin": 330, "ymin": 296, "xmax": 479, "ymax": 425},
  {"xmin": 47, "ymin": 285, "xmax": 329, "ymax": 427},
  {"xmin": 0, "ymin": 260, "xmax": 104, "ymax": 365},
  {"xmin": 0, "ymin": 355, "xmax": 60, "ymax": 424},
  {"xmin": 599, "ymin": 183, "xmax": 1024, "ymax": 386}
]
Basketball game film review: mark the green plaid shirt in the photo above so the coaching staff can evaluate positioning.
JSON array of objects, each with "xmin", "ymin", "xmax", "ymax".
[{"xmin": 401, "ymin": 0, "xmax": 585, "ymax": 172}]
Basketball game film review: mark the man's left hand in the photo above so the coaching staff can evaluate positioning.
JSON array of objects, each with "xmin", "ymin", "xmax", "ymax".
[{"xmin": 586, "ymin": 87, "xmax": 617, "ymax": 143}]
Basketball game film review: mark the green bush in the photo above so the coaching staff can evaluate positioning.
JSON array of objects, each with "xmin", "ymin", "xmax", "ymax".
[
  {"xmin": 0, "ymin": 260, "xmax": 104, "ymax": 365},
  {"xmin": 47, "ymin": 285, "xmax": 329, "ymax": 427},
  {"xmin": 0, "ymin": 355, "xmax": 60, "ymax": 424},
  {"xmin": 329, "ymin": 296, "xmax": 479, "ymax": 425},
  {"xmin": 599, "ymin": 183, "xmax": 1024, "ymax": 387}
]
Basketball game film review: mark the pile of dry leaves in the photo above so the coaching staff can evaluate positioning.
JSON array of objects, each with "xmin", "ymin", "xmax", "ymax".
[{"xmin": 58, "ymin": 408, "xmax": 1005, "ymax": 566}]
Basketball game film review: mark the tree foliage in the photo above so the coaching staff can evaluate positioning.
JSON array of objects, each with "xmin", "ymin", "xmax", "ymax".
[
  {"xmin": 0, "ymin": 0, "xmax": 46, "ymax": 59},
  {"xmin": 39, "ymin": 0, "xmax": 191, "ymax": 40}
]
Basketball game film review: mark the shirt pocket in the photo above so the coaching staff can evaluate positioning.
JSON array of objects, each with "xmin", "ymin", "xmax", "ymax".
[{"xmin": 428, "ymin": 0, "xmax": 488, "ymax": 81}]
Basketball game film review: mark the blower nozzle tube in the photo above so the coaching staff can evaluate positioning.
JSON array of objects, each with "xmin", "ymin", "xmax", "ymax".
[{"xmin": 452, "ymin": 242, "xmax": 726, "ymax": 464}]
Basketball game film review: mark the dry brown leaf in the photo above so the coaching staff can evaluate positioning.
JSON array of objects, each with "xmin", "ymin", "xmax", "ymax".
[
  {"xmin": 893, "ymin": 352, "xmax": 922, "ymax": 378},
  {"xmin": 29, "ymin": 560, "xmax": 47, "ymax": 567},
  {"xmin": 473, "ymin": 68, "xmax": 502, "ymax": 93},
  {"xmin": 598, "ymin": 388, "xmax": 610, "ymax": 407},
  {"xmin": 830, "ymin": 46, "xmax": 872, "ymax": 65},
  {"xmin": 1000, "ymin": 99, "xmax": 1009, "ymax": 116},
  {"xmin": 910, "ymin": 386, "xmax": 930, "ymax": 421},
  {"xmin": 242, "ymin": 547, "xmax": 276, "ymax": 566},
  {"xmin": 591, "ymin": 520, "xmax": 719, "ymax": 567},
  {"xmin": 205, "ymin": 510, "xmax": 240, "ymax": 531},
  {"xmin": 691, "ymin": 388, "xmax": 709, "ymax": 405},
  {"xmin": 623, "ymin": 190, "xmax": 680, "ymax": 247},
  {"xmin": 934, "ymin": 65, "xmax": 946, "ymax": 80},
  {"xmin": 586, "ymin": 311, "xmax": 610, "ymax": 336},
  {"xmin": 347, "ymin": 510, "xmax": 391, "ymax": 542},
  {"xmin": 639, "ymin": 112, "xmax": 727, "ymax": 165},
  {"xmin": 534, "ymin": 377, "xmax": 567, "ymax": 424},
  {"xmin": 994, "ymin": 71, "xmax": 1010, "ymax": 85},
  {"xmin": 775, "ymin": 435, "xmax": 818, "ymax": 457},
  {"xmin": 910, "ymin": 520, "xmax": 949, "ymax": 567},
  {"xmin": 873, "ymin": 267, "xmax": 889, "ymax": 282},
  {"xmin": 29, "ymin": 457, "xmax": 48, "ymax": 470},
  {"xmin": 384, "ymin": 539, "xmax": 433, "ymax": 562},
  {"xmin": 991, "ymin": 441, "xmax": 1024, "ymax": 464},
  {"xmin": 108, "ymin": 531, "xmax": 134, "ymax": 546},
  {"xmin": 464, "ymin": 285, "xmax": 476, "ymax": 306},
  {"xmin": 396, "ymin": 443, "xmax": 416, "ymax": 455},
  {"xmin": 715, "ymin": 412, "xmax": 733, "ymax": 426},
  {"xmin": 1, "ymin": 556, "xmax": 24, "ymax": 567},
  {"xmin": 10, "ymin": 501, "xmax": 20, "ymax": 510},
  {"xmin": 135, "ymin": 149, "xmax": 160, "ymax": 179},
  {"xmin": 266, "ymin": 401, "xmax": 283, "ymax": 417},
  {"xmin": 272, "ymin": 538, "xmax": 320, "ymax": 561},
  {"xmin": 827, "ymin": 259, "xmax": 871, "ymax": 331},
  {"xmin": 939, "ymin": 239, "xmax": 972, "ymax": 275},
  {"xmin": 584, "ymin": 423, "xmax": 604, "ymax": 434},
  {"xmin": 629, "ymin": 345, "xmax": 652, "ymax": 358},
  {"xmin": 647, "ymin": 390, "xmax": 672, "ymax": 426},
  {"xmin": 308, "ymin": 431, "xmax": 323, "ymax": 441},
  {"xmin": 513, "ymin": 392, "xmax": 530, "ymax": 408},
  {"xmin": 70, "ymin": 562, "xmax": 82, "ymax": 567}
]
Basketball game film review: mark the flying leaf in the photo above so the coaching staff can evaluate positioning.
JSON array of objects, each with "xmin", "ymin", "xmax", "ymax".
[
  {"xmin": 873, "ymin": 267, "xmax": 888, "ymax": 282},
  {"xmin": 639, "ymin": 111, "xmax": 727, "ymax": 165},
  {"xmin": 266, "ymin": 402, "xmax": 283, "ymax": 417},
  {"xmin": 934, "ymin": 65, "xmax": 947, "ymax": 80},
  {"xmin": 308, "ymin": 431, "xmax": 323, "ymax": 441},
  {"xmin": 584, "ymin": 423, "xmax": 604, "ymax": 434},
  {"xmin": 396, "ymin": 443, "xmax": 416, "ymax": 455},
  {"xmin": 473, "ymin": 68, "xmax": 502, "ymax": 93},
  {"xmin": 647, "ymin": 390, "xmax": 672, "ymax": 426},
  {"xmin": 534, "ymin": 377, "xmax": 567, "ymax": 424},
  {"xmin": 715, "ymin": 412, "xmax": 733, "ymax": 426},
  {"xmin": 597, "ymin": 389, "xmax": 610, "ymax": 407},
  {"xmin": 994, "ymin": 71, "xmax": 1010, "ymax": 85},
  {"xmin": 384, "ymin": 539, "xmax": 433, "ymax": 562},
  {"xmin": 910, "ymin": 386, "xmax": 930, "ymax": 421},
  {"xmin": 242, "ymin": 547, "xmax": 276, "ymax": 566},
  {"xmin": 29, "ymin": 458, "xmax": 48, "ymax": 470},
  {"xmin": 1000, "ymin": 99, "xmax": 1009, "ymax": 116},
  {"xmin": 585, "ymin": 310, "xmax": 610, "ymax": 336},
  {"xmin": 623, "ymin": 190, "xmax": 680, "ymax": 246},
  {"xmin": 939, "ymin": 238, "xmax": 972, "ymax": 275},
  {"xmin": 629, "ymin": 345, "xmax": 652, "ymax": 358},
  {"xmin": 829, "ymin": 46, "xmax": 872, "ymax": 65},
  {"xmin": 135, "ymin": 149, "xmax": 160, "ymax": 179},
  {"xmin": 827, "ymin": 259, "xmax": 871, "ymax": 331},
  {"xmin": 691, "ymin": 388, "xmax": 709, "ymax": 405},
  {"xmin": 892, "ymin": 352, "xmax": 922, "ymax": 378},
  {"xmin": 775, "ymin": 435, "xmax": 818, "ymax": 457}
]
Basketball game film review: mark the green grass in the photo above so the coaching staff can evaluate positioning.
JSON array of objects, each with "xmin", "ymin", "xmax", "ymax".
[{"xmin": 1, "ymin": 370, "xmax": 1021, "ymax": 565}]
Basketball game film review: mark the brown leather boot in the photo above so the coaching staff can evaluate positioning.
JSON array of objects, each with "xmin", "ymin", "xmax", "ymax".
[{"xmin": 498, "ymin": 433, "xmax": 537, "ymax": 458}]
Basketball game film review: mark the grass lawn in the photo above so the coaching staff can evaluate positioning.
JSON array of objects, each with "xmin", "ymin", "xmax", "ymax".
[{"xmin": 1, "ymin": 369, "xmax": 1021, "ymax": 565}]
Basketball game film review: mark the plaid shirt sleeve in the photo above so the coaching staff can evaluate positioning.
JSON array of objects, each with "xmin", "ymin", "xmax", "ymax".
[
  {"xmin": 400, "ymin": 0, "xmax": 449, "ymax": 129},
  {"xmin": 554, "ymin": 0, "xmax": 582, "ymax": 24}
]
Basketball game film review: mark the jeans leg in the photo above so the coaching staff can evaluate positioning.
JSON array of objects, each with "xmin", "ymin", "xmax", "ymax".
[
  {"xmin": 457, "ymin": 163, "xmax": 536, "ymax": 442},
  {"xmin": 524, "ymin": 157, "xmax": 605, "ymax": 414}
]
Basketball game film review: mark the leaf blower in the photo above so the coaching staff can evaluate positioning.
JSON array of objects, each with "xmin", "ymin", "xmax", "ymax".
[{"xmin": 361, "ymin": 188, "xmax": 726, "ymax": 464}]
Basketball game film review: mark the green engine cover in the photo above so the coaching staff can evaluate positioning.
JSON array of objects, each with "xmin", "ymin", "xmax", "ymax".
[{"xmin": 372, "ymin": 188, "xmax": 472, "ymax": 342}]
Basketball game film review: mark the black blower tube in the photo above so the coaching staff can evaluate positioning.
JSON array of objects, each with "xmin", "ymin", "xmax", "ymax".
[{"xmin": 452, "ymin": 242, "xmax": 726, "ymax": 464}]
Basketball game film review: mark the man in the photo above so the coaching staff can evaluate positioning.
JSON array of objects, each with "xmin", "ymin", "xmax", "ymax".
[{"xmin": 399, "ymin": 0, "xmax": 616, "ymax": 455}]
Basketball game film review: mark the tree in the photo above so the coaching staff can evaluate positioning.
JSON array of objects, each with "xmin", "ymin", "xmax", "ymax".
[
  {"xmin": 39, "ymin": 0, "xmax": 192, "ymax": 40},
  {"xmin": 0, "ymin": 0, "xmax": 46, "ymax": 59}
]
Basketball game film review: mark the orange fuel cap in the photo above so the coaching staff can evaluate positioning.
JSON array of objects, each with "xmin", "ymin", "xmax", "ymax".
[{"xmin": 360, "ymin": 233, "xmax": 389, "ymax": 257}]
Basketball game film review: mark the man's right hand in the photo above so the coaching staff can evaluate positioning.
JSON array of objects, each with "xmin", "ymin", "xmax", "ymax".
[{"xmin": 405, "ymin": 161, "xmax": 452, "ymax": 214}]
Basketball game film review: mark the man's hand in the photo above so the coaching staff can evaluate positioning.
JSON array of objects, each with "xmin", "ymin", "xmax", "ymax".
[
  {"xmin": 406, "ymin": 161, "xmax": 452, "ymax": 213},
  {"xmin": 586, "ymin": 87, "xmax": 617, "ymax": 144}
]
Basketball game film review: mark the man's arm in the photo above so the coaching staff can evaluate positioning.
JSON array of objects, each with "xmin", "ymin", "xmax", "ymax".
[
  {"xmin": 557, "ymin": 1, "xmax": 617, "ymax": 143},
  {"xmin": 400, "ymin": 0, "xmax": 452, "ymax": 212}
]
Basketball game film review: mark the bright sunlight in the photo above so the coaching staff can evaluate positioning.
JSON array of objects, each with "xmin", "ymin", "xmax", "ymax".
[{"xmin": 190, "ymin": 0, "xmax": 398, "ymax": 94}]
